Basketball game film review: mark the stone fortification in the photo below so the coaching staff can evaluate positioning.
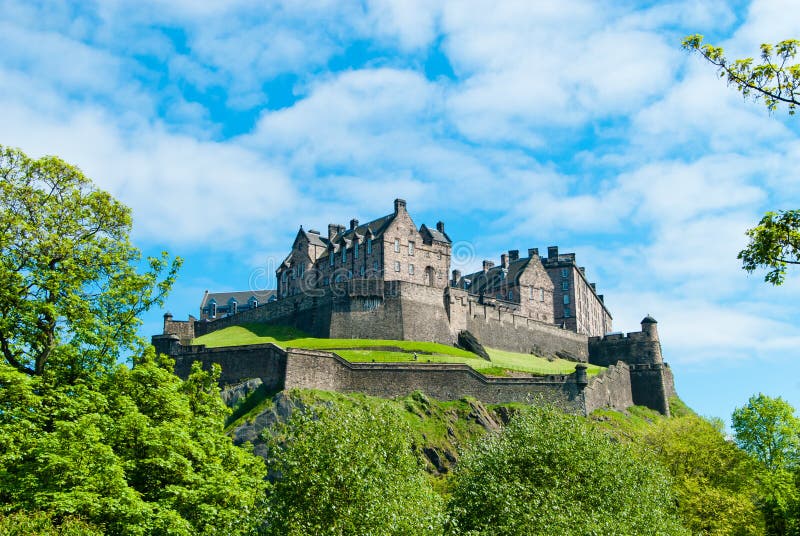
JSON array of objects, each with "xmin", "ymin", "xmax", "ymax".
[{"xmin": 152, "ymin": 336, "xmax": 641, "ymax": 416}]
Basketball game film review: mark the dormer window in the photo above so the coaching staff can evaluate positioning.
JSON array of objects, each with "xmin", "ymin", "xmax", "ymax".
[
  {"xmin": 249, "ymin": 297, "xmax": 258, "ymax": 309},
  {"xmin": 229, "ymin": 299, "xmax": 237, "ymax": 315},
  {"xmin": 208, "ymin": 300, "xmax": 217, "ymax": 318}
]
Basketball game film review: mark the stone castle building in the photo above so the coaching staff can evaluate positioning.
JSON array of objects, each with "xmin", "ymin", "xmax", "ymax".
[{"xmin": 155, "ymin": 199, "xmax": 677, "ymax": 416}]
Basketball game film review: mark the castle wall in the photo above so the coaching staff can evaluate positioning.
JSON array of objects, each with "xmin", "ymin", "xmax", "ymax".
[
  {"xmin": 629, "ymin": 364, "xmax": 672, "ymax": 417},
  {"xmin": 588, "ymin": 331, "xmax": 662, "ymax": 366},
  {"xmin": 583, "ymin": 362, "xmax": 634, "ymax": 414},
  {"xmin": 463, "ymin": 299, "xmax": 589, "ymax": 360},
  {"xmin": 163, "ymin": 318, "xmax": 195, "ymax": 343},
  {"xmin": 171, "ymin": 342, "xmax": 287, "ymax": 391},
  {"xmin": 283, "ymin": 348, "xmax": 587, "ymax": 412}
]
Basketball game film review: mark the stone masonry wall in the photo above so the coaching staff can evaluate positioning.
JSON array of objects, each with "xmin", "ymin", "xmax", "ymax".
[
  {"xmin": 283, "ymin": 348, "xmax": 587, "ymax": 413},
  {"xmin": 583, "ymin": 362, "xmax": 634, "ymax": 414},
  {"xmin": 171, "ymin": 342, "xmax": 287, "ymax": 390},
  {"xmin": 588, "ymin": 331, "xmax": 662, "ymax": 366},
  {"xmin": 629, "ymin": 364, "xmax": 672, "ymax": 417}
]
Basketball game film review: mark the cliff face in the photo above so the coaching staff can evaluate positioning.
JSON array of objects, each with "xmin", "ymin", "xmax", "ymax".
[{"xmin": 221, "ymin": 381, "xmax": 517, "ymax": 475}]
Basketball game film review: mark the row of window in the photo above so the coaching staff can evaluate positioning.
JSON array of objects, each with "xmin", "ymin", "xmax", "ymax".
[{"xmin": 330, "ymin": 238, "xmax": 375, "ymax": 266}]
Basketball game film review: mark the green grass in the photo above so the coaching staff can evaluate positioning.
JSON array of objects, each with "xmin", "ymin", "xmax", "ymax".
[{"xmin": 193, "ymin": 323, "xmax": 604, "ymax": 377}]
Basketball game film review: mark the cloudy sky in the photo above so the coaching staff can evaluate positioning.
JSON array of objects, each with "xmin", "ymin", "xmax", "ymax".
[{"xmin": 3, "ymin": 0, "xmax": 800, "ymax": 422}]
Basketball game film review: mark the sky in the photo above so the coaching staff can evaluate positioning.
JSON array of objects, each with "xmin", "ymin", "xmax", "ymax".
[{"xmin": 2, "ymin": 0, "xmax": 800, "ymax": 423}]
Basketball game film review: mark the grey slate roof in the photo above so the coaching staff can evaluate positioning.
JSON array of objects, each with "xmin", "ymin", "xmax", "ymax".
[
  {"xmin": 200, "ymin": 290, "xmax": 276, "ymax": 308},
  {"xmin": 420, "ymin": 224, "xmax": 452, "ymax": 244},
  {"xmin": 459, "ymin": 258, "xmax": 531, "ymax": 293},
  {"xmin": 318, "ymin": 213, "xmax": 397, "ymax": 259}
]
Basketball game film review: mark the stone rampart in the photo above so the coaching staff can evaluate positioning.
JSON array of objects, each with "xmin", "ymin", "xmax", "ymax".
[{"xmin": 583, "ymin": 362, "xmax": 634, "ymax": 414}]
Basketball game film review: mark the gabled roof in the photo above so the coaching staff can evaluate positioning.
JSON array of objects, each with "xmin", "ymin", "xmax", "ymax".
[
  {"xmin": 420, "ymin": 224, "xmax": 452, "ymax": 244},
  {"xmin": 318, "ymin": 213, "xmax": 397, "ymax": 259},
  {"xmin": 303, "ymin": 229, "xmax": 328, "ymax": 248},
  {"xmin": 460, "ymin": 258, "xmax": 531, "ymax": 293},
  {"xmin": 200, "ymin": 290, "xmax": 276, "ymax": 308}
]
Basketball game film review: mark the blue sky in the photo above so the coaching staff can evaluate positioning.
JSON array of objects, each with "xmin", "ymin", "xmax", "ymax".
[{"xmin": 3, "ymin": 0, "xmax": 800, "ymax": 423}]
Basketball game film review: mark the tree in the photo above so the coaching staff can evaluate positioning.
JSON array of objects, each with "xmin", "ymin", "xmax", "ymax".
[
  {"xmin": 682, "ymin": 36, "xmax": 800, "ymax": 285},
  {"xmin": 262, "ymin": 400, "xmax": 445, "ymax": 535},
  {"xmin": 447, "ymin": 404, "xmax": 687, "ymax": 535},
  {"xmin": 682, "ymin": 35, "xmax": 800, "ymax": 114},
  {"xmin": 733, "ymin": 393, "xmax": 800, "ymax": 472},
  {"xmin": 644, "ymin": 414, "xmax": 764, "ymax": 535},
  {"xmin": 0, "ymin": 145, "xmax": 181, "ymax": 378},
  {"xmin": 0, "ymin": 350, "xmax": 268, "ymax": 534}
]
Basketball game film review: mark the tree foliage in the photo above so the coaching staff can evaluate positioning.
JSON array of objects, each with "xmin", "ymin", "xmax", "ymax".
[
  {"xmin": 447, "ymin": 404, "xmax": 687, "ymax": 535},
  {"xmin": 0, "ymin": 351, "xmax": 268, "ymax": 535},
  {"xmin": 733, "ymin": 393, "xmax": 800, "ymax": 472},
  {"xmin": 0, "ymin": 145, "xmax": 181, "ymax": 378},
  {"xmin": 262, "ymin": 401, "xmax": 445, "ymax": 535},
  {"xmin": 682, "ymin": 34, "xmax": 800, "ymax": 114},
  {"xmin": 644, "ymin": 414, "xmax": 764, "ymax": 535},
  {"xmin": 738, "ymin": 210, "xmax": 800, "ymax": 285}
]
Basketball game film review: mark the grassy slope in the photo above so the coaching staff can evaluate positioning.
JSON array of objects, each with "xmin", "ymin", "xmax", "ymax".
[{"xmin": 193, "ymin": 323, "xmax": 604, "ymax": 376}]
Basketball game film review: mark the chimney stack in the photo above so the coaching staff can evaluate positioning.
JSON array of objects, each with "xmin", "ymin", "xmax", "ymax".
[
  {"xmin": 548, "ymin": 246, "xmax": 559, "ymax": 259},
  {"xmin": 394, "ymin": 198, "xmax": 407, "ymax": 214},
  {"xmin": 482, "ymin": 260, "xmax": 494, "ymax": 273},
  {"xmin": 579, "ymin": 267, "xmax": 586, "ymax": 275},
  {"xmin": 508, "ymin": 249, "xmax": 519, "ymax": 262},
  {"xmin": 452, "ymin": 269, "xmax": 461, "ymax": 285},
  {"xmin": 436, "ymin": 221, "xmax": 445, "ymax": 233},
  {"xmin": 328, "ymin": 224, "xmax": 341, "ymax": 241},
  {"xmin": 528, "ymin": 248, "xmax": 539, "ymax": 258},
  {"xmin": 500, "ymin": 254, "xmax": 509, "ymax": 268},
  {"xmin": 350, "ymin": 218, "xmax": 359, "ymax": 230}
]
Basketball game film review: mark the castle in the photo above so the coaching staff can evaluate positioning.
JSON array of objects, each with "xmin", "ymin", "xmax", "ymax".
[{"xmin": 155, "ymin": 199, "xmax": 677, "ymax": 416}]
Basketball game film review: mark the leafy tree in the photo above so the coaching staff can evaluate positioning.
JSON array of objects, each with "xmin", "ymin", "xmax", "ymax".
[
  {"xmin": 0, "ymin": 351, "xmax": 268, "ymax": 535},
  {"xmin": 733, "ymin": 393, "xmax": 800, "ymax": 472},
  {"xmin": 0, "ymin": 145, "xmax": 181, "ymax": 378},
  {"xmin": 447, "ymin": 404, "xmax": 687, "ymax": 535},
  {"xmin": 262, "ymin": 400, "xmax": 445, "ymax": 535},
  {"xmin": 644, "ymin": 414, "xmax": 764, "ymax": 535},
  {"xmin": 733, "ymin": 394, "xmax": 800, "ymax": 535},
  {"xmin": 682, "ymin": 36, "xmax": 800, "ymax": 285},
  {"xmin": 682, "ymin": 35, "xmax": 800, "ymax": 114},
  {"xmin": 738, "ymin": 210, "xmax": 800, "ymax": 285}
]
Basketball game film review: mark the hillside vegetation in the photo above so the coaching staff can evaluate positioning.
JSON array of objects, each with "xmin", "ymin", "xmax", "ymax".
[{"xmin": 193, "ymin": 323, "xmax": 604, "ymax": 376}]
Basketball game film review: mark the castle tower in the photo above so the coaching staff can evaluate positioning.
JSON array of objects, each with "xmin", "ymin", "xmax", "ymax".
[{"xmin": 640, "ymin": 315, "xmax": 663, "ymax": 364}]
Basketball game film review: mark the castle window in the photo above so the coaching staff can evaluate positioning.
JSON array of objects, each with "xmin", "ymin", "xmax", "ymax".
[
  {"xmin": 562, "ymin": 281, "xmax": 569, "ymax": 291},
  {"xmin": 394, "ymin": 261, "xmax": 401, "ymax": 272},
  {"xmin": 561, "ymin": 268, "xmax": 569, "ymax": 278},
  {"xmin": 563, "ymin": 294, "xmax": 570, "ymax": 305},
  {"xmin": 299, "ymin": 264, "xmax": 305, "ymax": 277},
  {"xmin": 373, "ymin": 260, "xmax": 379, "ymax": 272},
  {"xmin": 367, "ymin": 239, "xmax": 372, "ymax": 255},
  {"xmin": 564, "ymin": 307, "xmax": 571, "ymax": 318},
  {"xmin": 229, "ymin": 300, "xmax": 237, "ymax": 315},
  {"xmin": 355, "ymin": 242, "xmax": 359, "ymax": 259},
  {"xmin": 360, "ymin": 266, "xmax": 365, "ymax": 276},
  {"xmin": 529, "ymin": 287, "xmax": 534, "ymax": 300},
  {"xmin": 342, "ymin": 247, "xmax": 347, "ymax": 263},
  {"xmin": 208, "ymin": 301, "xmax": 216, "ymax": 318},
  {"xmin": 394, "ymin": 238, "xmax": 400, "ymax": 252},
  {"xmin": 330, "ymin": 252, "xmax": 334, "ymax": 266},
  {"xmin": 348, "ymin": 270, "xmax": 352, "ymax": 279},
  {"xmin": 508, "ymin": 290, "xmax": 514, "ymax": 300},
  {"xmin": 408, "ymin": 241, "xmax": 415, "ymax": 256},
  {"xmin": 539, "ymin": 288, "xmax": 545, "ymax": 302},
  {"xmin": 409, "ymin": 264, "xmax": 414, "ymax": 275},
  {"xmin": 250, "ymin": 298, "xmax": 258, "ymax": 309}
]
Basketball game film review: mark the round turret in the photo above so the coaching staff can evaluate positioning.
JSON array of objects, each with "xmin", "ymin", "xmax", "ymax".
[{"xmin": 640, "ymin": 315, "xmax": 659, "ymax": 341}]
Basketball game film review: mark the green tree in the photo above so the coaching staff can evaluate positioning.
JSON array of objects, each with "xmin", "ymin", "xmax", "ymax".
[
  {"xmin": 682, "ymin": 36, "xmax": 800, "ymax": 285},
  {"xmin": 733, "ymin": 393, "xmax": 800, "ymax": 472},
  {"xmin": 733, "ymin": 394, "xmax": 800, "ymax": 535},
  {"xmin": 0, "ymin": 351, "xmax": 268, "ymax": 535},
  {"xmin": 0, "ymin": 145, "xmax": 180, "ymax": 378},
  {"xmin": 644, "ymin": 414, "xmax": 764, "ymax": 535},
  {"xmin": 447, "ymin": 404, "xmax": 687, "ymax": 535},
  {"xmin": 262, "ymin": 401, "xmax": 445, "ymax": 536},
  {"xmin": 682, "ymin": 35, "xmax": 800, "ymax": 114}
]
